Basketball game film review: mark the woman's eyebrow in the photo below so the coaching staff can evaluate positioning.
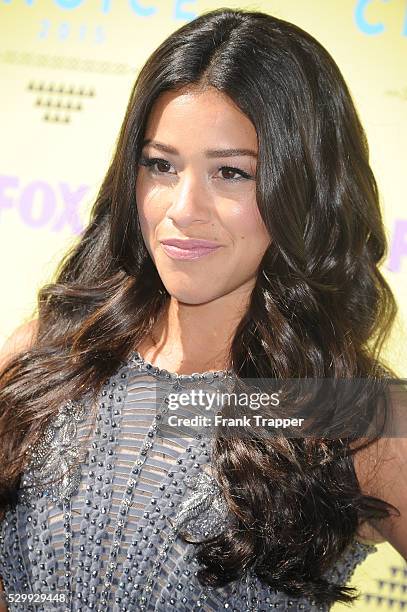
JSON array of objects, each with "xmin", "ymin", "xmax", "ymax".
[{"xmin": 142, "ymin": 139, "xmax": 257, "ymax": 158}]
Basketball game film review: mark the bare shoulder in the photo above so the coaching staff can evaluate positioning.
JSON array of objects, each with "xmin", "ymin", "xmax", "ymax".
[
  {"xmin": 353, "ymin": 381, "xmax": 407, "ymax": 556},
  {"xmin": 0, "ymin": 319, "xmax": 38, "ymax": 372}
]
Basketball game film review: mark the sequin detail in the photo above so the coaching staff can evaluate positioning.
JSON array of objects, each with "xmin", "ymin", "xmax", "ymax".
[
  {"xmin": 132, "ymin": 470, "xmax": 230, "ymax": 611},
  {"xmin": 129, "ymin": 350, "xmax": 234, "ymax": 383},
  {"xmin": 171, "ymin": 471, "xmax": 232, "ymax": 541},
  {"xmin": 20, "ymin": 398, "xmax": 88, "ymax": 504}
]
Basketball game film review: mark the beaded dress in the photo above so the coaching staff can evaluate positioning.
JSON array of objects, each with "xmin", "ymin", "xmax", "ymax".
[{"xmin": 0, "ymin": 352, "xmax": 376, "ymax": 611}]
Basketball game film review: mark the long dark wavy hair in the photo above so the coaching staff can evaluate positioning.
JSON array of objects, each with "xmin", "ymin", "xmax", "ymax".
[{"xmin": 0, "ymin": 7, "xmax": 401, "ymax": 605}]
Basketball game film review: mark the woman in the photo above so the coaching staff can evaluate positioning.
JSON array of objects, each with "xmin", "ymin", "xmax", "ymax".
[{"xmin": 0, "ymin": 7, "xmax": 406, "ymax": 611}]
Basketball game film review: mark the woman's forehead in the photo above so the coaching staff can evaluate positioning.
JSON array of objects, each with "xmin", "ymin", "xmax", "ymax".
[{"xmin": 143, "ymin": 88, "xmax": 258, "ymax": 151}]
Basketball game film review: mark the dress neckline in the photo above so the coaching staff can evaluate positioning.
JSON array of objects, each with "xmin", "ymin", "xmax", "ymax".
[{"xmin": 127, "ymin": 350, "xmax": 234, "ymax": 383}]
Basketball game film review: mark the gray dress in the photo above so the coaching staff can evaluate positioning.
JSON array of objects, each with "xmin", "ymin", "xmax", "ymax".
[{"xmin": 0, "ymin": 352, "xmax": 376, "ymax": 611}]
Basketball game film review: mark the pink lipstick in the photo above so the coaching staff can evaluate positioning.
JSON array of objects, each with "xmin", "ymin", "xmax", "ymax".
[{"xmin": 160, "ymin": 238, "xmax": 222, "ymax": 261}]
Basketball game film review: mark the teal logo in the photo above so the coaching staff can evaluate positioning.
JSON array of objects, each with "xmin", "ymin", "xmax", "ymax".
[
  {"xmin": 2, "ymin": 0, "xmax": 197, "ymax": 20},
  {"xmin": 2, "ymin": 0, "xmax": 198, "ymax": 44},
  {"xmin": 355, "ymin": 0, "xmax": 407, "ymax": 36}
]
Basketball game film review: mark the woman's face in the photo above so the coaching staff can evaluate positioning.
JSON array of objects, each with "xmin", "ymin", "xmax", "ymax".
[{"xmin": 136, "ymin": 87, "xmax": 271, "ymax": 306}]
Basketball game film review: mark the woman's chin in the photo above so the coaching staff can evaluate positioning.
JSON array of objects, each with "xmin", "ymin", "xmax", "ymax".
[{"xmin": 161, "ymin": 285, "xmax": 220, "ymax": 306}]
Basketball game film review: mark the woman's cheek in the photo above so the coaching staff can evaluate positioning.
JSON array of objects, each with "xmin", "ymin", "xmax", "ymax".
[
  {"xmin": 137, "ymin": 193, "xmax": 162, "ymax": 236},
  {"xmin": 225, "ymin": 199, "xmax": 262, "ymax": 236}
]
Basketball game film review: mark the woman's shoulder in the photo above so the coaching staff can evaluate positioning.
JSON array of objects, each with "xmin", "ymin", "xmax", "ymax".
[
  {"xmin": 353, "ymin": 380, "xmax": 407, "ymax": 556},
  {"xmin": 0, "ymin": 318, "xmax": 38, "ymax": 372}
]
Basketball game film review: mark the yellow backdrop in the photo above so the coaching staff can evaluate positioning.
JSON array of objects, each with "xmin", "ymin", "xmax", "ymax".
[{"xmin": 1, "ymin": 0, "xmax": 406, "ymax": 608}]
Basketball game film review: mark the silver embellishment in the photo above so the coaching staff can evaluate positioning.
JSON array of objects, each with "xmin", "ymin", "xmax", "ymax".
[
  {"xmin": 135, "ymin": 470, "xmax": 232, "ymax": 610},
  {"xmin": 20, "ymin": 399, "xmax": 88, "ymax": 504},
  {"xmin": 170, "ymin": 471, "xmax": 232, "ymax": 542}
]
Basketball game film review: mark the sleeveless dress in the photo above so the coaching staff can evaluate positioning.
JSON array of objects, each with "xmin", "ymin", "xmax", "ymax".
[{"xmin": 0, "ymin": 352, "xmax": 376, "ymax": 611}]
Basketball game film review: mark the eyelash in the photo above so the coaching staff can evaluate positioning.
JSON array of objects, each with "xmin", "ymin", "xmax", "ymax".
[{"xmin": 138, "ymin": 155, "xmax": 254, "ymax": 181}]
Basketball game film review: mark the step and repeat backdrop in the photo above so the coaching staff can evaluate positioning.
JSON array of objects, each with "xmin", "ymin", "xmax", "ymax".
[{"xmin": 1, "ymin": 0, "xmax": 406, "ymax": 608}]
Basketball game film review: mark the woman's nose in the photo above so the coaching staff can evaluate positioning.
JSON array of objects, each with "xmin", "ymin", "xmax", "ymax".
[{"xmin": 166, "ymin": 173, "xmax": 210, "ymax": 227}]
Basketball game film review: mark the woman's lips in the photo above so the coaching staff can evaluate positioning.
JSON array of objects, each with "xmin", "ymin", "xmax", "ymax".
[
  {"xmin": 161, "ymin": 240, "xmax": 220, "ymax": 259},
  {"xmin": 160, "ymin": 243, "xmax": 221, "ymax": 260}
]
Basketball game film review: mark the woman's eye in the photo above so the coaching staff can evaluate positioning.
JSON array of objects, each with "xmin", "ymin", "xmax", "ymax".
[
  {"xmin": 218, "ymin": 166, "xmax": 253, "ymax": 181},
  {"xmin": 139, "ymin": 156, "xmax": 254, "ymax": 181},
  {"xmin": 139, "ymin": 156, "xmax": 174, "ymax": 174}
]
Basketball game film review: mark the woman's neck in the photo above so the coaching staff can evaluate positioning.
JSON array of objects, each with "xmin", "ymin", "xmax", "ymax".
[{"xmin": 136, "ymin": 292, "xmax": 249, "ymax": 375}]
